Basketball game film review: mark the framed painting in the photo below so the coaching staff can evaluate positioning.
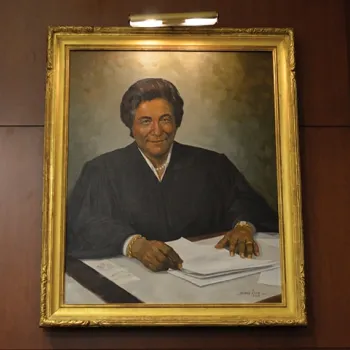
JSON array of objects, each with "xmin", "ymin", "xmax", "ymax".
[{"xmin": 40, "ymin": 26, "xmax": 306, "ymax": 327}]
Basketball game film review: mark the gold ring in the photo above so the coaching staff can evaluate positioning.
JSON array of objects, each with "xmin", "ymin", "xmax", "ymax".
[{"xmin": 245, "ymin": 241, "xmax": 253, "ymax": 244}]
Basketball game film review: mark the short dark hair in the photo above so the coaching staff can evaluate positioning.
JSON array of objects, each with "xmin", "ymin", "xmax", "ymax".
[{"xmin": 120, "ymin": 78, "xmax": 184, "ymax": 137}]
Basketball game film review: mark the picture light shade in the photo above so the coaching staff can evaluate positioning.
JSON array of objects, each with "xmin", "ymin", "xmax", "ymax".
[{"xmin": 129, "ymin": 11, "xmax": 218, "ymax": 28}]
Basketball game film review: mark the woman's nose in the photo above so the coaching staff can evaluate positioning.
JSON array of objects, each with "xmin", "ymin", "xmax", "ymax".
[{"xmin": 151, "ymin": 121, "xmax": 162, "ymax": 135}]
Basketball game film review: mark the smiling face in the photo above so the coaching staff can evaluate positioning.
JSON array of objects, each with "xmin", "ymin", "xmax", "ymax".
[{"xmin": 132, "ymin": 98, "xmax": 177, "ymax": 160}]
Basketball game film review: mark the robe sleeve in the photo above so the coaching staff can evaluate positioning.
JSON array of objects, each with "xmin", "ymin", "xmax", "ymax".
[
  {"xmin": 66, "ymin": 160, "xmax": 135, "ymax": 259},
  {"xmin": 220, "ymin": 154, "xmax": 279, "ymax": 233}
]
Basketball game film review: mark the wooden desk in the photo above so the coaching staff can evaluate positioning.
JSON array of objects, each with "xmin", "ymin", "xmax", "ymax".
[
  {"xmin": 66, "ymin": 255, "xmax": 141, "ymax": 303},
  {"xmin": 65, "ymin": 233, "xmax": 282, "ymax": 304}
]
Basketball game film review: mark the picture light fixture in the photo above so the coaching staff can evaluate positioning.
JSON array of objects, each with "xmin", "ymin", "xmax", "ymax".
[{"xmin": 129, "ymin": 11, "xmax": 218, "ymax": 28}]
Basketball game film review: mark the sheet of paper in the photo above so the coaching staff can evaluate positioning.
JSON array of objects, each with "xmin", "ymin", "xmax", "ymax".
[
  {"xmin": 255, "ymin": 232, "xmax": 279, "ymax": 237},
  {"xmin": 257, "ymin": 267, "xmax": 281, "ymax": 286},
  {"xmin": 83, "ymin": 259, "xmax": 140, "ymax": 285},
  {"xmin": 169, "ymin": 265, "xmax": 280, "ymax": 287},
  {"xmin": 179, "ymin": 263, "xmax": 280, "ymax": 279},
  {"xmin": 166, "ymin": 238, "xmax": 276, "ymax": 276},
  {"xmin": 257, "ymin": 238, "xmax": 279, "ymax": 248}
]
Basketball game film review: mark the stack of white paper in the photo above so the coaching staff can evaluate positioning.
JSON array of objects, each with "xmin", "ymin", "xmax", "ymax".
[{"xmin": 166, "ymin": 238, "xmax": 279, "ymax": 287}]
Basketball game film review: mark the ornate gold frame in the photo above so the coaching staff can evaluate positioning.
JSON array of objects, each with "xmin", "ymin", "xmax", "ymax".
[{"xmin": 40, "ymin": 26, "xmax": 306, "ymax": 327}]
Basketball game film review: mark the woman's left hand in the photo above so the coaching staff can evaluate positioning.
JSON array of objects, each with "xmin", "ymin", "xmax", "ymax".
[{"xmin": 215, "ymin": 224, "xmax": 259, "ymax": 258}]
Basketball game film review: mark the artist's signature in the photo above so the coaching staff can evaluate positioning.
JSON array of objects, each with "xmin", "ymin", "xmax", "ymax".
[{"xmin": 238, "ymin": 289, "xmax": 266, "ymax": 298}]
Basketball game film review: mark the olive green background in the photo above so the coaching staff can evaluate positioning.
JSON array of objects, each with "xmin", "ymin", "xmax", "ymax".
[{"xmin": 68, "ymin": 51, "xmax": 277, "ymax": 210}]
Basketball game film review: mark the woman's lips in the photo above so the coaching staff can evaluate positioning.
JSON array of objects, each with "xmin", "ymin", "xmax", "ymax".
[{"xmin": 148, "ymin": 139, "xmax": 166, "ymax": 143}]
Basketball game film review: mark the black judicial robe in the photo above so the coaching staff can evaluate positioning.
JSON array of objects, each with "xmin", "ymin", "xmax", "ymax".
[{"xmin": 66, "ymin": 141, "xmax": 278, "ymax": 259}]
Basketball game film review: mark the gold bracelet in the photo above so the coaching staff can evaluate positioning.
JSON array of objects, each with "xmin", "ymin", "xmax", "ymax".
[{"xmin": 126, "ymin": 234, "xmax": 143, "ymax": 258}]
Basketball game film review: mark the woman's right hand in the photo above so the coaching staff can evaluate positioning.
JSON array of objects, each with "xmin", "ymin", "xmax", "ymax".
[{"xmin": 130, "ymin": 237, "xmax": 183, "ymax": 272}]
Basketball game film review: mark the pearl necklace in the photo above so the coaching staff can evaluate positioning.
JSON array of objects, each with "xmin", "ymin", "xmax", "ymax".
[{"xmin": 155, "ymin": 163, "xmax": 167, "ymax": 172}]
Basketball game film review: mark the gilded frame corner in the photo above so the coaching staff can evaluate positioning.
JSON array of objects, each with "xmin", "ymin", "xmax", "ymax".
[{"xmin": 40, "ymin": 26, "xmax": 306, "ymax": 327}]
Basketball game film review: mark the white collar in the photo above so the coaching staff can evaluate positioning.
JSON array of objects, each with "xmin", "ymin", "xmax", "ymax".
[{"xmin": 138, "ymin": 144, "xmax": 173, "ymax": 182}]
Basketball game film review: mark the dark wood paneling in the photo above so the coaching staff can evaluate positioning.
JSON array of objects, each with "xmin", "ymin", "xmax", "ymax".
[
  {"xmin": 0, "ymin": 0, "xmax": 349, "ymax": 126},
  {"xmin": 1, "ymin": 0, "xmax": 350, "ymax": 349},
  {"xmin": 1, "ymin": 127, "xmax": 350, "ymax": 349},
  {"xmin": 346, "ymin": 0, "xmax": 350, "ymax": 104},
  {"xmin": 298, "ymin": 127, "xmax": 350, "ymax": 348},
  {"xmin": 0, "ymin": 127, "xmax": 49, "ymax": 349}
]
